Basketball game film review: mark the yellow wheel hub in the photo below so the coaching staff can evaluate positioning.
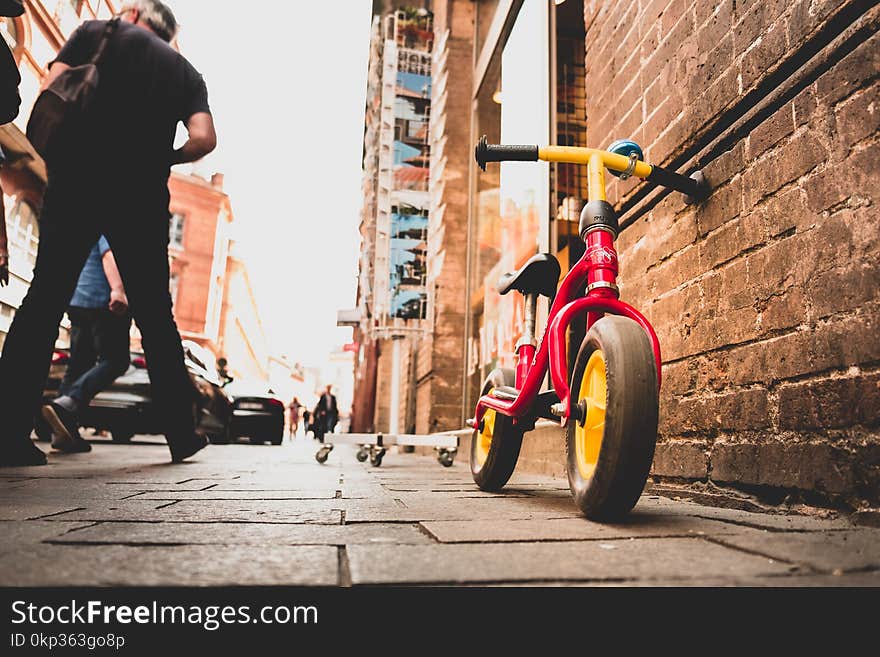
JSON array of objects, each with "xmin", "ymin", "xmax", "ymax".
[
  {"xmin": 575, "ymin": 350, "xmax": 606, "ymax": 480},
  {"xmin": 476, "ymin": 397, "xmax": 497, "ymax": 467}
]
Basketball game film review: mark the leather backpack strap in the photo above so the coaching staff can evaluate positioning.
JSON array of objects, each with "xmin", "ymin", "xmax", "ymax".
[{"xmin": 89, "ymin": 17, "xmax": 120, "ymax": 66}]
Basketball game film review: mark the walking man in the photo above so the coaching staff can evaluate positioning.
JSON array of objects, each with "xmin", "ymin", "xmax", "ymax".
[
  {"xmin": 316, "ymin": 385, "xmax": 339, "ymax": 436},
  {"xmin": 42, "ymin": 236, "xmax": 132, "ymax": 453},
  {"xmin": 0, "ymin": 0, "xmax": 217, "ymax": 466}
]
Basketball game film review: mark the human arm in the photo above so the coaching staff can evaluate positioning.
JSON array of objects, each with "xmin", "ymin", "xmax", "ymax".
[
  {"xmin": 101, "ymin": 248, "xmax": 128, "ymax": 315},
  {"xmin": 170, "ymin": 112, "xmax": 216, "ymax": 165}
]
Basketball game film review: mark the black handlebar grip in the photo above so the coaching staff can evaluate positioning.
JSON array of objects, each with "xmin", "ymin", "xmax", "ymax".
[
  {"xmin": 647, "ymin": 165, "xmax": 710, "ymax": 204},
  {"xmin": 475, "ymin": 135, "xmax": 539, "ymax": 171}
]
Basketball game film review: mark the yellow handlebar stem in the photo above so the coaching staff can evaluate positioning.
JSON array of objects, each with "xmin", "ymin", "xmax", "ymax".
[{"xmin": 538, "ymin": 146, "xmax": 654, "ymax": 179}]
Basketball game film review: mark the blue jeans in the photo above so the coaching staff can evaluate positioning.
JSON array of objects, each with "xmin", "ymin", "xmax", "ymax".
[{"xmin": 59, "ymin": 307, "xmax": 131, "ymax": 410}]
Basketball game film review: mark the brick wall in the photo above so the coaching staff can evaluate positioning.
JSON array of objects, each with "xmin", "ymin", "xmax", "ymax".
[{"xmin": 585, "ymin": 0, "xmax": 879, "ymax": 508}]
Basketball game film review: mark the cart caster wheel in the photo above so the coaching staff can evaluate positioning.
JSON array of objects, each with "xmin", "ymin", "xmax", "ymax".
[
  {"xmin": 315, "ymin": 447, "xmax": 332, "ymax": 464},
  {"xmin": 370, "ymin": 447, "xmax": 386, "ymax": 467},
  {"xmin": 437, "ymin": 447, "xmax": 456, "ymax": 467},
  {"xmin": 356, "ymin": 447, "xmax": 368, "ymax": 462}
]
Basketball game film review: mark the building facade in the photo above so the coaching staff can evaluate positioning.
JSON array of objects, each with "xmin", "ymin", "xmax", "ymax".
[
  {"xmin": 350, "ymin": 6, "xmax": 434, "ymax": 434},
  {"xmin": 352, "ymin": 0, "xmax": 879, "ymax": 512}
]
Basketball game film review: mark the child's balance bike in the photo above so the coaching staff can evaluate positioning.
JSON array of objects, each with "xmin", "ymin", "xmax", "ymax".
[{"xmin": 470, "ymin": 137, "xmax": 709, "ymax": 520}]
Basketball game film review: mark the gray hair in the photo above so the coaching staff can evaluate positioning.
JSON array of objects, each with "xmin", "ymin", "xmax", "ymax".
[{"xmin": 119, "ymin": 0, "xmax": 178, "ymax": 43}]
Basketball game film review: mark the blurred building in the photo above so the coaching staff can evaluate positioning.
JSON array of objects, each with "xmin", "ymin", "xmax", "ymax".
[
  {"xmin": 0, "ymin": 0, "xmax": 120, "ymax": 349},
  {"xmin": 348, "ymin": 6, "xmax": 433, "ymax": 434},
  {"xmin": 216, "ymin": 246, "xmax": 270, "ymax": 384}
]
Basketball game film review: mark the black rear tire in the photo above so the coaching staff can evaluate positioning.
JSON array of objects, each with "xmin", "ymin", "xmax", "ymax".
[
  {"xmin": 566, "ymin": 316, "xmax": 659, "ymax": 520},
  {"xmin": 470, "ymin": 368, "xmax": 524, "ymax": 492}
]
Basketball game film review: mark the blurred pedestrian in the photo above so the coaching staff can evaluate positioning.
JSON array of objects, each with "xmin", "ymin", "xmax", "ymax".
[
  {"xmin": 0, "ymin": 0, "xmax": 218, "ymax": 466},
  {"xmin": 287, "ymin": 396, "xmax": 302, "ymax": 439},
  {"xmin": 41, "ymin": 237, "xmax": 131, "ymax": 453},
  {"xmin": 315, "ymin": 385, "xmax": 338, "ymax": 436}
]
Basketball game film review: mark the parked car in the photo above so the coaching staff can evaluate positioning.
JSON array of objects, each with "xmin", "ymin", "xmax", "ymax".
[
  {"xmin": 37, "ymin": 340, "xmax": 233, "ymax": 444},
  {"xmin": 224, "ymin": 380, "xmax": 285, "ymax": 445}
]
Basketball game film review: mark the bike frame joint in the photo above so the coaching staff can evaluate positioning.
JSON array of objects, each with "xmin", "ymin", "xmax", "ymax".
[{"xmin": 579, "ymin": 200, "xmax": 619, "ymax": 238}]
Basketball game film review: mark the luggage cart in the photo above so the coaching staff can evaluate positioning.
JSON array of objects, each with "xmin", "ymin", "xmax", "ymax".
[{"xmin": 314, "ymin": 433, "xmax": 459, "ymax": 467}]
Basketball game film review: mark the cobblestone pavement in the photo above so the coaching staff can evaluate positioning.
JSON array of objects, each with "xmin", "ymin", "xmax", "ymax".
[{"xmin": 1, "ymin": 435, "xmax": 878, "ymax": 587}]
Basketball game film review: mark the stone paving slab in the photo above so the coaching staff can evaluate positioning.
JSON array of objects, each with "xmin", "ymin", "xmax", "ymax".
[
  {"xmin": 668, "ymin": 503, "xmax": 856, "ymax": 531},
  {"xmin": 48, "ymin": 521, "xmax": 431, "ymax": 546},
  {"xmin": 1, "ymin": 438, "xmax": 875, "ymax": 587},
  {"xmin": 1, "ymin": 544, "xmax": 338, "ymax": 586},
  {"xmin": 346, "ymin": 538, "xmax": 797, "ymax": 585},
  {"xmin": 0, "ymin": 521, "xmax": 94, "ymax": 557},
  {"xmin": 708, "ymin": 529, "xmax": 880, "ymax": 572},
  {"xmin": 0, "ymin": 504, "xmax": 85, "ymax": 521},
  {"xmin": 421, "ymin": 512, "xmax": 746, "ymax": 543},
  {"xmin": 128, "ymin": 490, "xmax": 342, "ymax": 500},
  {"xmin": 52, "ymin": 500, "xmax": 342, "ymax": 525}
]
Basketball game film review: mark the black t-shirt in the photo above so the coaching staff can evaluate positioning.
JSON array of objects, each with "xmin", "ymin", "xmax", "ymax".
[{"xmin": 53, "ymin": 19, "xmax": 210, "ymax": 195}]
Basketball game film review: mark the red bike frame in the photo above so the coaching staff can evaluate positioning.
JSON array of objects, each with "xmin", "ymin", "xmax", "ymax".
[
  {"xmin": 472, "ymin": 146, "xmax": 670, "ymax": 431},
  {"xmin": 473, "ymin": 229, "xmax": 662, "ymax": 430}
]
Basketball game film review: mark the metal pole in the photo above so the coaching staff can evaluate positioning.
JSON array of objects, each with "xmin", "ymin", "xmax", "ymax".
[{"xmin": 390, "ymin": 337, "xmax": 401, "ymax": 434}]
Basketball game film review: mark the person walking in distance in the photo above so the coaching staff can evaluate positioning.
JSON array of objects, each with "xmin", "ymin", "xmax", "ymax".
[
  {"xmin": 42, "ymin": 236, "xmax": 132, "ymax": 453},
  {"xmin": 287, "ymin": 396, "xmax": 302, "ymax": 439},
  {"xmin": 0, "ymin": 0, "xmax": 218, "ymax": 466},
  {"xmin": 316, "ymin": 385, "xmax": 339, "ymax": 436}
]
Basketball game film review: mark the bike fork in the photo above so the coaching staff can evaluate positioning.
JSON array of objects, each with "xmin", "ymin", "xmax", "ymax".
[{"xmin": 515, "ymin": 293, "xmax": 538, "ymax": 389}]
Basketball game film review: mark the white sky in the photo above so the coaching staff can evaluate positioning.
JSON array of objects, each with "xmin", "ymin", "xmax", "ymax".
[{"xmin": 168, "ymin": 1, "xmax": 373, "ymax": 370}]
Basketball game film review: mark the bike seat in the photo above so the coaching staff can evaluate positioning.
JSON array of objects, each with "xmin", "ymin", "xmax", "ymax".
[{"xmin": 497, "ymin": 253, "xmax": 561, "ymax": 298}]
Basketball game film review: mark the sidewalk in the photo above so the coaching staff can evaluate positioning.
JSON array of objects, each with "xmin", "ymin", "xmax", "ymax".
[{"xmin": 1, "ymin": 435, "xmax": 877, "ymax": 587}]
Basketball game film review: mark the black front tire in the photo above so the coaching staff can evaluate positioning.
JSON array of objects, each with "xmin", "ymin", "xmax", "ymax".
[
  {"xmin": 566, "ymin": 316, "xmax": 659, "ymax": 521},
  {"xmin": 469, "ymin": 368, "xmax": 524, "ymax": 492}
]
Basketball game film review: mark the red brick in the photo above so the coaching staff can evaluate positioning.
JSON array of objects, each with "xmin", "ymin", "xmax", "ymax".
[
  {"xmin": 732, "ymin": 0, "xmax": 787, "ymax": 57},
  {"xmin": 698, "ymin": 210, "xmax": 764, "ymax": 269},
  {"xmin": 807, "ymin": 262, "xmax": 880, "ymax": 320},
  {"xmin": 740, "ymin": 20, "xmax": 788, "ymax": 92},
  {"xmin": 816, "ymin": 30, "xmax": 880, "ymax": 106},
  {"xmin": 697, "ymin": 176, "xmax": 743, "ymax": 236},
  {"xmin": 779, "ymin": 373, "xmax": 880, "ymax": 430},
  {"xmin": 742, "ymin": 129, "xmax": 827, "ymax": 209},
  {"xmin": 711, "ymin": 440, "xmax": 855, "ymax": 493},
  {"xmin": 834, "ymin": 83, "xmax": 880, "ymax": 152},
  {"xmin": 652, "ymin": 440, "xmax": 710, "ymax": 479},
  {"xmin": 662, "ymin": 388, "xmax": 771, "ymax": 433},
  {"xmin": 786, "ymin": 0, "xmax": 849, "ymax": 49},
  {"xmin": 746, "ymin": 103, "xmax": 794, "ymax": 161},
  {"xmin": 703, "ymin": 141, "xmax": 745, "ymax": 186}
]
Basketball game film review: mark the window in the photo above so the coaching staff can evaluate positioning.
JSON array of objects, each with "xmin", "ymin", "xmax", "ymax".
[
  {"xmin": 169, "ymin": 272, "xmax": 180, "ymax": 304},
  {"xmin": 169, "ymin": 213, "xmax": 185, "ymax": 249}
]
